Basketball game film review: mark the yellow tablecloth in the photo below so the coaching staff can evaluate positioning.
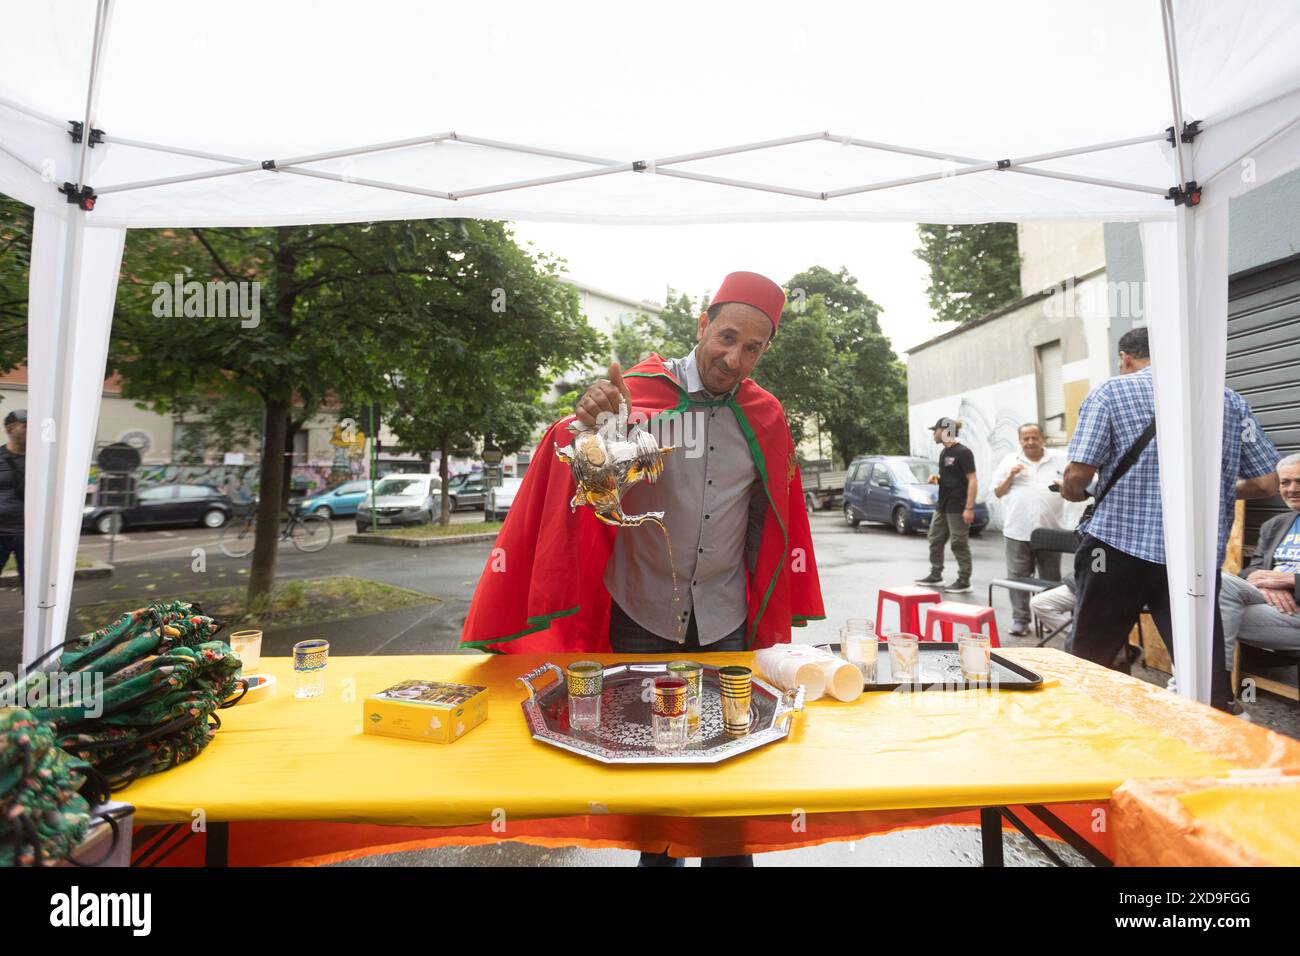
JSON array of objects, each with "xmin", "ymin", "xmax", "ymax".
[
  {"xmin": 1113, "ymin": 776, "xmax": 1300, "ymax": 866},
  {"xmin": 119, "ymin": 648, "xmax": 1300, "ymax": 828}
]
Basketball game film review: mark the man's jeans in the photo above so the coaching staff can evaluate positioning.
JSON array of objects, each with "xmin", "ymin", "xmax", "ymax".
[
  {"xmin": 1004, "ymin": 537, "xmax": 1062, "ymax": 625},
  {"xmin": 927, "ymin": 511, "xmax": 972, "ymax": 581},
  {"xmin": 1069, "ymin": 534, "xmax": 1230, "ymax": 709},
  {"xmin": 0, "ymin": 533, "xmax": 23, "ymax": 593},
  {"xmin": 1218, "ymin": 572, "xmax": 1300, "ymax": 661}
]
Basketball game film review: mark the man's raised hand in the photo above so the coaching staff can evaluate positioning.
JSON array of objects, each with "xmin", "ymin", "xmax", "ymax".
[{"xmin": 574, "ymin": 361, "xmax": 634, "ymax": 429}]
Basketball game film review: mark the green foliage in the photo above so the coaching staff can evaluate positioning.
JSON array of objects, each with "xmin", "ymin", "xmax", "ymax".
[
  {"xmin": 611, "ymin": 288, "xmax": 700, "ymax": 368},
  {"xmin": 914, "ymin": 223, "xmax": 1021, "ymax": 325},
  {"xmin": 377, "ymin": 224, "xmax": 602, "ymax": 521},
  {"xmin": 754, "ymin": 266, "xmax": 907, "ymax": 465},
  {"xmin": 0, "ymin": 197, "xmax": 32, "ymax": 381}
]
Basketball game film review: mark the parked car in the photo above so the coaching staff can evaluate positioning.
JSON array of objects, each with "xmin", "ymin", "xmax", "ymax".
[
  {"xmin": 295, "ymin": 479, "xmax": 372, "ymax": 518},
  {"xmin": 355, "ymin": 476, "xmax": 442, "ymax": 532},
  {"xmin": 447, "ymin": 475, "xmax": 488, "ymax": 512},
  {"xmin": 82, "ymin": 484, "xmax": 234, "ymax": 534},
  {"xmin": 841, "ymin": 455, "xmax": 989, "ymax": 536},
  {"xmin": 485, "ymin": 477, "xmax": 524, "ymax": 521}
]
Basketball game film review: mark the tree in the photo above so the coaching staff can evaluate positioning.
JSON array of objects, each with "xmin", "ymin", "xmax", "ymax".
[
  {"xmin": 110, "ymin": 219, "xmax": 533, "ymax": 602},
  {"xmin": 0, "ymin": 197, "xmax": 33, "ymax": 382},
  {"xmin": 611, "ymin": 288, "xmax": 700, "ymax": 368},
  {"xmin": 780, "ymin": 266, "xmax": 907, "ymax": 464},
  {"xmin": 748, "ymin": 294, "xmax": 838, "ymax": 450},
  {"xmin": 914, "ymin": 223, "xmax": 1021, "ymax": 325},
  {"xmin": 378, "ymin": 225, "xmax": 601, "ymax": 523}
]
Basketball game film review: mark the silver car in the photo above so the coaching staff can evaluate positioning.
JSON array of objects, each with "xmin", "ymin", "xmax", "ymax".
[{"xmin": 355, "ymin": 476, "xmax": 442, "ymax": 532}]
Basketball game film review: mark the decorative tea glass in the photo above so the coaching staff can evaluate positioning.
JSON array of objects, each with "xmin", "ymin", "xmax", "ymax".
[
  {"xmin": 652, "ymin": 677, "xmax": 689, "ymax": 751},
  {"xmin": 666, "ymin": 660, "xmax": 703, "ymax": 736},
  {"xmin": 566, "ymin": 661, "xmax": 604, "ymax": 731},
  {"xmin": 292, "ymin": 639, "xmax": 329, "ymax": 698},
  {"xmin": 717, "ymin": 665, "xmax": 753, "ymax": 737}
]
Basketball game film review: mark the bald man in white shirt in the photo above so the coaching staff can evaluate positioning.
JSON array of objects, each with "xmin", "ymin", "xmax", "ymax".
[{"xmin": 991, "ymin": 423, "xmax": 1068, "ymax": 636}]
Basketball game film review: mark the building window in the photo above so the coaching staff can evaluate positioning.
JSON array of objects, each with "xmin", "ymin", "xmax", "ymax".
[{"xmin": 1036, "ymin": 341, "xmax": 1065, "ymax": 437}]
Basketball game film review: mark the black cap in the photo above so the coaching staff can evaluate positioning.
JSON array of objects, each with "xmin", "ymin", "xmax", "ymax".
[
  {"xmin": 929, "ymin": 416, "xmax": 957, "ymax": 432},
  {"xmin": 3, "ymin": 409, "xmax": 26, "ymax": 426}
]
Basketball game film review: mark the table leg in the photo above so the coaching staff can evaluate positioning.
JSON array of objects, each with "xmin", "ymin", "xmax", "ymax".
[
  {"xmin": 980, "ymin": 807, "xmax": 1004, "ymax": 866},
  {"xmin": 205, "ymin": 822, "xmax": 229, "ymax": 867}
]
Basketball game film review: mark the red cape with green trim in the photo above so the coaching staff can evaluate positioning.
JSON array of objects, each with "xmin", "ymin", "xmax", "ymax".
[{"xmin": 460, "ymin": 353, "xmax": 824, "ymax": 653}]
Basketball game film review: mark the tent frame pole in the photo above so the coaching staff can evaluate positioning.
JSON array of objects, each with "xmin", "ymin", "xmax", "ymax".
[
  {"xmin": 74, "ymin": 0, "xmax": 111, "ymax": 191},
  {"xmin": 31, "ymin": 0, "xmax": 112, "ymax": 664},
  {"xmin": 0, "ymin": 95, "xmax": 66, "ymax": 129},
  {"xmin": 1160, "ymin": 0, "xmax": 1192, "ymax": 187},
  {"xmin": 277, "ymin": 166, "xmax": 455, "ymax": 201}
]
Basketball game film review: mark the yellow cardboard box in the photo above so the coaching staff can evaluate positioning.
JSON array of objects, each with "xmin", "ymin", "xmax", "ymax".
[{"xmin": 364, "ymin": 679, "xmax": 489, "ymax": 744}]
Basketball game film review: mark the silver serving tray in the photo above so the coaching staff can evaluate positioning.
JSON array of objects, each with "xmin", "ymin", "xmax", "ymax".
[{"xmin": 517, "ymin": 662, "xmax": 805, "ymax": 765}]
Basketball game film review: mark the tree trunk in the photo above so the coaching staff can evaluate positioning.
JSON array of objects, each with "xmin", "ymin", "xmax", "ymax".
[
  {"xmin": 282, "ymin": 419, "xmax": 302, "ymax": 509},
  {"xmin": 248, "ymin": 397, "xmax": 288, "ymax": 605},
  {"xmin": 439, "ymin": 433, "xmax": 451, "ymax": 526}
]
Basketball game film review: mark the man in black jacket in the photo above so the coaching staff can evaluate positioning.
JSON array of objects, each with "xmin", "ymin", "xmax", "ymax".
[
  {"xmin": 1220, "ymin": 452, "xmax": 1300, "ymax": 663},
  {"xmin": 0, "ymin": 408, "xmax": 26, "ymax": 592}
]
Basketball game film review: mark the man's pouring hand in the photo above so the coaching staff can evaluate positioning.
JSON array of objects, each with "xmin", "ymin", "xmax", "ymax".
[{"xmin": 575, "ymin": 362, "xmax": 634, "ymax": 429}]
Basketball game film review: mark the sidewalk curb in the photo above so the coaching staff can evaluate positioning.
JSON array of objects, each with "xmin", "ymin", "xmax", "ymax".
[
  {"xmin": 1, "ymin": 560, "xmax": 114, "ymax": 589},
  {"xmin": 345, "ymin": 532, "xmax": 498, "ymax": 549}
]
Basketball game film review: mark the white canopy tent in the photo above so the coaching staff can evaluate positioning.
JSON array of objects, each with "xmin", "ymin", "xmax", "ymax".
[{"xmin": 2, "ymin": 0, "xmax": 1299, "ymax": 703}]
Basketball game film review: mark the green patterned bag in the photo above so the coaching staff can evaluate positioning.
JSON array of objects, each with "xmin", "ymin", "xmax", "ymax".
[{"xmin": 1, "ymin": 601, "xmax": 247, "ymax": 864}]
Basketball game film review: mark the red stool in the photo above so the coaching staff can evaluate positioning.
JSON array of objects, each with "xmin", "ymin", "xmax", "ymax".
[
  {"xmin": 923, "ymin": 601, "xmax": 1001, "ymax": 646},
  {"xmin": 876, "ymin": 586, "xmax": 942, "ymax": 636}
]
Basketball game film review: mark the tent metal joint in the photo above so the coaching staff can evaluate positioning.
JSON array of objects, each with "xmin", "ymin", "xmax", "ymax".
[
  {"xmin": 67, "ymin": 119, "xmax": 104, "ymax": 147},
  {"xmin": 996, "ymin": 158, "xmax": 1011, "ymax": 170},
  {"xmin": 1165, "ymin": 180, "xmax": 1201, "ymax": 206},
  {"xmin": 261, "ymin": 159, "xmax": 277, "ymax": 170},
  {"xmin": 58, "ymin": 181, "xmax": 96, "ymax": 211},
  {"xmin": 1165, "ymin": 119, "xmax": 1203, "ymax": 146}
]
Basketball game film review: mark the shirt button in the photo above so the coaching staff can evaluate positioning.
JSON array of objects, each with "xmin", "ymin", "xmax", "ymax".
[
  {"xmin": 698, "ymin": 548, "xmax": 703, "ymax": 554},
  {"xmin": 708, "ymin": 479, "xmax": 713, "ymax": 485},
  {"xmin": 705, "ymin": 514, "xmax": 710, "ymax": 520},
  {"xmin": 709, "ymin": 445, "xmax": 715, "ymax": 451}
]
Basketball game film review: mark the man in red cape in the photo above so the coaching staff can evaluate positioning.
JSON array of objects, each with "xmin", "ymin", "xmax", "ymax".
[{"xmin": 460, "ymin": 271, "xmax": 824, "ymax": 655}]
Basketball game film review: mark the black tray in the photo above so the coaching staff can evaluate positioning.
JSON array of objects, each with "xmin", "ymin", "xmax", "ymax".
[{"xmin": 819, "ymin": 642, "xmax": 1043, "ymax": 691}]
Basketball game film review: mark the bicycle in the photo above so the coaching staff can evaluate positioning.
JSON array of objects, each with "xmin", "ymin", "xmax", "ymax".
[{"xmin": 219, "ymin": 503, "xmax": 334, "ymax": 558}]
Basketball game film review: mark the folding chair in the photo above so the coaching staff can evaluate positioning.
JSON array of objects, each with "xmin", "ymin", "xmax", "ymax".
[{"xmin": 987, "ymin": 528, "xmax": 1078, "ymax": 642}]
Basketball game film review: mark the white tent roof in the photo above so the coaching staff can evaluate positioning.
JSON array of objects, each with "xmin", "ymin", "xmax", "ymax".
[
  {"xmin": 3, "ymin": 0, "xmax": 1300, "ymax": 227},
  {"xmin": 3, "ymin": 0, "xmax": 1300, "ymax": 706}
]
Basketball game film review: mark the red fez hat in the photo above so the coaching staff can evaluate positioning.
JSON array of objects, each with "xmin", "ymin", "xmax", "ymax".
[{"xmin": 709, "ymin": 271, "xmax": 786, "ymax": 332}]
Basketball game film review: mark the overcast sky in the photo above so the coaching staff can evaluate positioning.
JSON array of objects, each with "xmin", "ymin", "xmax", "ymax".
[{"xmin": 510, "ymin": 220, "xmax": 957, "ymax": 356}]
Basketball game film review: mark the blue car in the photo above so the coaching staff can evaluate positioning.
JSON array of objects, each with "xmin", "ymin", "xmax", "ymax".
[
  {"xmin": 842, "ymin": 455, "xmax": 989, "ymax": 536},
  {"xmin": 295, "ymin": 479, "xmax": 370, "ymax": 518}
]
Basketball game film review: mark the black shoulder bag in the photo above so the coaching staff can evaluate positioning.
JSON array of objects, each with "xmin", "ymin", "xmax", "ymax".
[{"xmin": 1076, "ymin": 418, "xmax": 1156, "ymax": 539}]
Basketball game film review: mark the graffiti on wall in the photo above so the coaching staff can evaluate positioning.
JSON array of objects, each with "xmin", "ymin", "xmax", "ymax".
[{"xmin": 93, "ymin": 461, "xmax": 366, "ymax": 500}]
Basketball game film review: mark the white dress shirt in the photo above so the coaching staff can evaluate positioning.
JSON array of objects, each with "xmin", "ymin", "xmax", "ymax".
[{"xmin": 992, "ymin": 448, "xmax": 1068, "ymax": 542}]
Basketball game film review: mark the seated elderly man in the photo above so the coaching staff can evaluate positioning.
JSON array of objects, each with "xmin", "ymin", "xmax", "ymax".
[{"xmin": 1220, "ymin": 452, "xmax": 1300, "ymax": 666}]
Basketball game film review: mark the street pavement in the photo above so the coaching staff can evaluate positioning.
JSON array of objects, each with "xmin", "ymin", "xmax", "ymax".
[{"xmin": 4, "ymin": 508, "xmax": 1294, "ymax": 866}]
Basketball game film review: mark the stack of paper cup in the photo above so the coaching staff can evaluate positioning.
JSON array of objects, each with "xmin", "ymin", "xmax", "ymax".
[{"xmin": 756, "ymin": 647, "xmax": 827, "ymax": 700}]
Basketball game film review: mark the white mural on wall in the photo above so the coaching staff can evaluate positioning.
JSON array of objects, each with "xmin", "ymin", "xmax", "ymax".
[
  {"xmin": 909, "ymin": 371, "xmax": 1089, "ymax": 532},
  {"xmin": 909, "ymin": 373, "xmax": 1038, "ymax": 532}
]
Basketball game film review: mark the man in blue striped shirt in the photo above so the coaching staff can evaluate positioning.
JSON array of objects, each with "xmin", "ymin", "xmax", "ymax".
[{"xmin": 1059, "ymin": 328, "xmax": 1280, "ymax": 710}]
